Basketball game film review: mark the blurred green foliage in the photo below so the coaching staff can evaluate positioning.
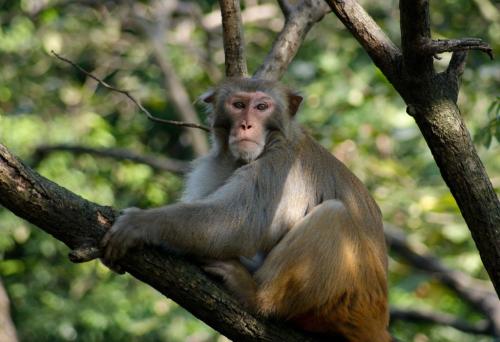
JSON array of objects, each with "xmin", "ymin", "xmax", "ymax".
[{"xmin": 0, "ymin": 0, "xmax": 498, "ymax": 341}]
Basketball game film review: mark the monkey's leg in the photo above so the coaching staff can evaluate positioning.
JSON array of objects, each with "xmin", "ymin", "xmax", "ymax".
[
  {"xmin": 254, "ymin": 200, "xmax": 390, "ymax": 342},
  {"xmin": 203, "ymin": 260, "xmax": 258, "ymax": 310}
]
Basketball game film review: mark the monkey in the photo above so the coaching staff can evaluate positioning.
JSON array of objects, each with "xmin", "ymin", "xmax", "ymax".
[{"xmin": 101, "ymin": 77, "xmax": 390, "ymax": 342}]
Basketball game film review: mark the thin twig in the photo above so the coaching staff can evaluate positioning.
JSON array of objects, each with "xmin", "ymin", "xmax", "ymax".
[
  {"xmin": 420, "ymin": 38, "xmax": 493, "ymax": 60},
  {"xmin": 33, "ymin": 144, "xmax": 190, "ymax": 174},
  {"xmin": 51, "ymin": 51, "xmax": 210, "ymax": 132}
]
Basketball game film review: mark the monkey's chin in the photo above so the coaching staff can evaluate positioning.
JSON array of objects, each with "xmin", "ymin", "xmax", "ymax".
[{"xmin": 229, "ymin": 143, "xmax": 263, "ymax": 163}]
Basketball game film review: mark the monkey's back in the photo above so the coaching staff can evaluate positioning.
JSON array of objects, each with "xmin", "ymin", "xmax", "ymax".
[{"xmin": 296, "ymin": 131, "xmax": 387, "ymax": 266}]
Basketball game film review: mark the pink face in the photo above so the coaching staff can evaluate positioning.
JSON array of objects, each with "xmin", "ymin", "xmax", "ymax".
[{"xmin": 224, "ymin": 91, "xmax": 275, "ymax": 162}]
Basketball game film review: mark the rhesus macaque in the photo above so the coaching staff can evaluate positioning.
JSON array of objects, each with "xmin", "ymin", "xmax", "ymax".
[{"xmin": 101, "ymin": 78, "xmax": 390, "ymax": 342}]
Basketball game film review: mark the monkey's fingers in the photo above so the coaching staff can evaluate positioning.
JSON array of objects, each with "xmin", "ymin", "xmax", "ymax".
[
  {"xmin": 203, "ymin": 265, "xmax": 228, "ymax": 280},
  {"xmin": 99, "ymin": 256, "xmax": 125, "ymax": 274}
]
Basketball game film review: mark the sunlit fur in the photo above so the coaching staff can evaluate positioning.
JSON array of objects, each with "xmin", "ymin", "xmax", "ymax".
[{"xmin": 104, "ymin": 78, "xmax": 390, "ymax": 341}]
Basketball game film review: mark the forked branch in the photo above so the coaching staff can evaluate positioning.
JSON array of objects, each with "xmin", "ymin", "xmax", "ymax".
[
  {"xmin": 324, "ymin": 0, "xmax": 500, "ymax": 297},
  {"xmin": 324, "ymin": 0, "xmax": 402, "ymax": 84},
  {"xmin": 254, "ymin": 0, "xmax": 331, "ymax": 81}
]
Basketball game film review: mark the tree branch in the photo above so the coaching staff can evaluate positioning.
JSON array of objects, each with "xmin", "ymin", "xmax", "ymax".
[
  {"xmin": 32, "ymin": 144, "xmax": 190, "ymax": 175},
  {"xmin": 254, "ymin": 0, "xmax": 330, "ymax": 81},
  {"xmin": 420, "ymin": 38, "xmax": 493, "ymax": 59},
  {"xmin": 31, "ymin": 143, "xmax": 500, "ymax": 333},
  {"xmin": 52, "ymin": 51, "xmax": 210, "ymax": 132},
  {"xmin": 218, "ymin": 0, "xmax": 248, "ymax": 77},
  {"xmin": 385, "ymin": 224, "xmax": 500, "ymax": 335},
  {"xmin": 0, "ymin": 143, "xmax": 327, "ymax": 341},
  {"xmin": 325, "ymin": 0, "xmax": 500, "ymax": 297},
  {"xmin": 399, "ymin": 0, "xmax": 434, "ymax": 75},
  {"xmin": 390, "ymin": 308, "xmax": 493, "ymax": 335}
]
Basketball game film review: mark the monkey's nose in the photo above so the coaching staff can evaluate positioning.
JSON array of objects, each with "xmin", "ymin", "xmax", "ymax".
[{"xmin": 240, "ymin": 122, "xmax": 252, "ymax": 130}]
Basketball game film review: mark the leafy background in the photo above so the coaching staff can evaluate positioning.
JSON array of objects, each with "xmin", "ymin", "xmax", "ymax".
[{"xmin": 0, "ymin": 0, "xmax": 499, "ymax": 341}]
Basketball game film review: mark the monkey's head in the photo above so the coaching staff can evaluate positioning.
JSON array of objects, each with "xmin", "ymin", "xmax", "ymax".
[{"xmin": 202, "ymin": 78, "xmax": 302, "ymax": 163}]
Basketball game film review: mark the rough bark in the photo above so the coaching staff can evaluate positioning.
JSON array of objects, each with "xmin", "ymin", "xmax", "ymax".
[
  {"xmin": 325, "ymin": 0, "xmax": 500, "ymax": 296},
  {"xmin": 0, "ymin": 143, "xmax": 328, "ymax": 341},
  {"xmin": 218, "ymin": 0, "xmax": 248, "ymax": 77},
  {"xmin": 254, "ymin": 0, "xmax": 330, "ymax": 80}
]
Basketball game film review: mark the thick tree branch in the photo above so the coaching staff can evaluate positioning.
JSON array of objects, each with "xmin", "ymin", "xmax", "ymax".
[
  {"xmin": 325, "ymin": 0, "xmax": 500, "ymax": 297},
  {"xmin": 0, "ymin": 143, "xmax": 326, "ymax": 342},
  {"xmin": 218, "ymin": 0, "xmax": 248, "ymax": 77},
  {"xmin": 32, "ymin": 142, "xmax": 499, "ymax": 329},
  {"xmin": 390, "ymin": 308, "xmax": 493, "ymax": 335},
  {"xmin": 254, "ymin": 0, "xmax": 330, "ymax": 81},
  {"xmin": 324, "ymin": 0, "xmax": 402, "ymax": 85},
  {"xmin": 399, "ymin": 0, "xmax": 434, "ymax": 75},
  {"xmin": 33, "ymin": 144, "xmax": 190, "ymax": 174},
  {"xmin": 52, "ymin": 51, "xmax": 210, "ymax": 132}
]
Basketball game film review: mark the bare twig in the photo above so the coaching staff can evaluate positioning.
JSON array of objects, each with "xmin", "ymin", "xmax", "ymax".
[
  {"xmin": 33, "ymin": 144, "xmax": 190, "ymax": 174},
  {"xmin": 51, "ymin": 51, "xmax": 210, "ymax": 132},
  {"xmin": 390, "ymin": 308, "xmax": 493, "ymax": 335},
  {"xmin": 420, "ymin": 38, "xmax": 493, "ymax": 60},
  {"xmin": 385, "ymin": 224, "xmax": 500, "ymax": 335},
  {"xmin": 254, "ymin": 0, "xmax": 331, "ymax": 80},
  {"xmin": 218, "ymin": 0, "xmax": 248, "ymax": 77}
]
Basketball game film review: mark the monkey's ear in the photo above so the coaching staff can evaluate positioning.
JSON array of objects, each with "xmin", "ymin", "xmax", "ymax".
[
  {"xmin": 200, "ymin": 90, "xmax": 215, "ymax": 104},
  {"xmin": 288, "ymin": 92, "xmax": 303, "ymax": 116}
]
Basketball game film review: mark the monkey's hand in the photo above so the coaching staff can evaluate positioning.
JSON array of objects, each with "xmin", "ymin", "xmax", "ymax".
[{"xmin": 100, "ymin": 207, "xmax": 149, "ymax": 269}]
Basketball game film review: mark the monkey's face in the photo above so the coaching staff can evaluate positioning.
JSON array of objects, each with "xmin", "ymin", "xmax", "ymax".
[{"xmin": 224, "ymin": 91, "xmax": 275, "ymax": 163}]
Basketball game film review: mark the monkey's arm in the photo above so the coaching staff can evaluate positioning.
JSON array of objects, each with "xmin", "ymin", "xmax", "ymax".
[{"xmin": 102, "ymin": 159, "xmax": 290, "ymax": 263}]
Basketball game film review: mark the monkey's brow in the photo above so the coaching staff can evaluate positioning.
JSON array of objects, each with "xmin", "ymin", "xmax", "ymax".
[{"xmin": 231, "ymin": 92, "xmax": 273, "ymax": 101}]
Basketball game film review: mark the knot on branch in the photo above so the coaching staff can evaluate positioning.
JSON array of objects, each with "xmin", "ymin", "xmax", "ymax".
[{"xmin": 68, "ymin": 245, "xmax": 101, "ymax": 263}]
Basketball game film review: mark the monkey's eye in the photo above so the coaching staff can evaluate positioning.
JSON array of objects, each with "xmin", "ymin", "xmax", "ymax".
[
  {"xmin": 256, "ymin": 103, "xmax": 268, "ymax": 111},
  {"xmin": 233, "ymin": 102, "xmax": 245, "ymax": 109}
]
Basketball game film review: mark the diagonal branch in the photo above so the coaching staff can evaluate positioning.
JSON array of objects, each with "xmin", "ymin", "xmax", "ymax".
[
  {"xmin": 0, "ymin": 143, "xmax": 325, "ymax": 342},
  {"xmin": 32, "ymin": 144, "xmax": 190, "ymax": 175},
  {"xmin": 218, "ymin": 0, "xmax": 248, "ymax": 77},
  {"xmin": 390, "ymin": 308, "xmax": 493, "ymax": 335},
  {"xmin": 385, "ymin": 224, "xmax": 500, "ymax": 335},
  {"xmin": 399, "ymin": 0, "xmax": 434, "ymax": 75},
  {"xmin": 324, "ymin": 0, "xmax": 402, "ymax": 85},
  {"xmin": 52, "ymin": 51, "xmax": 210, "ymax": 132},
  {"xmin": 254, "ymin": 0, "xmax": 331, "ymax": 81},
  {"xmin": 325, "ymin": 0, "xmax": 500, "ymax": 297}
]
